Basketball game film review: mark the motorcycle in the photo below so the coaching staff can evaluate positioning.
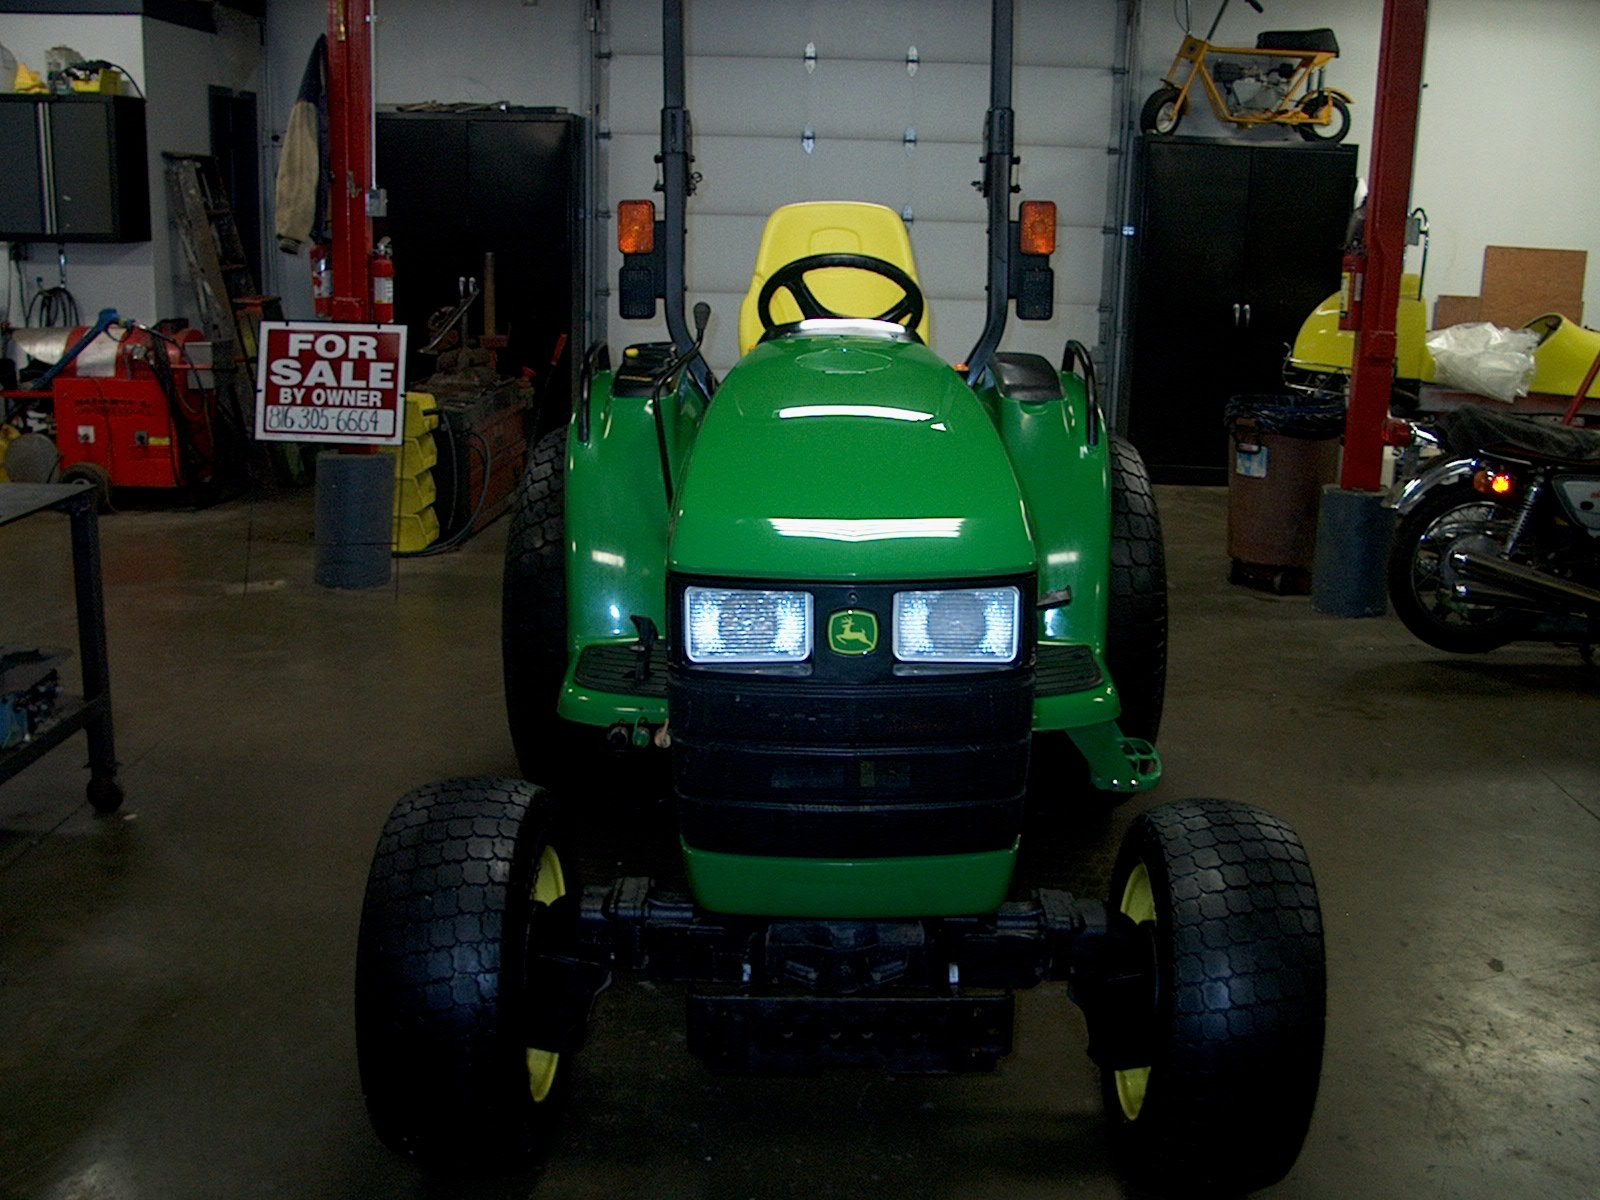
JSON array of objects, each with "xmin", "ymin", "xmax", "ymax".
[{"xmin": 1388, "ymin": 406, "xmax": 1600, "ymax": 658}]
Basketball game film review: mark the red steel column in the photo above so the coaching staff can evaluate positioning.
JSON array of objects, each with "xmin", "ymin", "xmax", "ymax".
[
  {"xmin": 326, "ymin": 0, "xmax": 375, "ymax": 323},
  {"xmin": 1340, "ymin": 0, "xmax": 1428, "ymax": 491}
]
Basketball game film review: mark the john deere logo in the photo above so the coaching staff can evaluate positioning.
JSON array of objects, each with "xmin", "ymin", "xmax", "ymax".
[{"xmin": 828, "ymin": 610, "xmax": 878, "ymax": 656}]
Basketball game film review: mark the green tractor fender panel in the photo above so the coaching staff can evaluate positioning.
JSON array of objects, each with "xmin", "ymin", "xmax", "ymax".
[
  {"xmin": 986, "ymin": 365, "xmax": 1121, "ymax": 732},
  {"xmin": 559, "ymin": 364, "xmax": 702, "ymax": 725}
]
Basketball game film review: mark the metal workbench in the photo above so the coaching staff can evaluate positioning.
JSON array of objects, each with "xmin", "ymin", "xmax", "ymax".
[{"xmin": 0, "ymin": 482, "xmax": 122, "ymax": 812}]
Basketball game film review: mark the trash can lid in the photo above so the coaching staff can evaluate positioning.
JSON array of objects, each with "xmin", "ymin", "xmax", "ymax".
[{"xmin": 1225, "ymin": 393, "xmax": 1346, "ymax": 439}]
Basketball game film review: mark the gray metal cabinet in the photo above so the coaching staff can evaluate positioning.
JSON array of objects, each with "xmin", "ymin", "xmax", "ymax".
[{"xmin": 0, "ymin": 94, "xmax": 150, "ymax": 243}]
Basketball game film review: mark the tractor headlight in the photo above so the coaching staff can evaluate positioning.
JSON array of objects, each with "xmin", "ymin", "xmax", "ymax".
[
  {"xmin": 893, "ymin": 587, "xmax": 1020, "ymax": 664},
  {"xmin": 684, "ymin": 586, "xmax": 813, "ymax": 664}
]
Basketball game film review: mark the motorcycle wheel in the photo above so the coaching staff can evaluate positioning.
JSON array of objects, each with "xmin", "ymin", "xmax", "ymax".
[{"xmin": 1387, "ymin": 481, "xmax": 1527, "ymax": 653}]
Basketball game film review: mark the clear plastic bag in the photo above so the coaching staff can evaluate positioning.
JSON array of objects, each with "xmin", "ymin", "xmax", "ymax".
[{"xmin": 1425, "ymin": 322, "xmax": 1539, "ymax": 403}]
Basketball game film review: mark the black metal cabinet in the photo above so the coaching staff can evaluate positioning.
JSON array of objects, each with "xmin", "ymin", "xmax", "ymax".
[
  {"xmin": 1125, "ymin": 137, "xmax": 1355, "ymax": 483},
  {"xmin": 0, "ymin": 95, "xmax": 150, "ymax": 243},
  {"xmin": 375, "ymin": 108, "xmax": 582, "ymax": 414}
]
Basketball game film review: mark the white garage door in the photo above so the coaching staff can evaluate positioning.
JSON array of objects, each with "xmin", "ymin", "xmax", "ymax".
[{"xmin": 602, "ymin": 0, "xmax": 1123, "ymax": 376}]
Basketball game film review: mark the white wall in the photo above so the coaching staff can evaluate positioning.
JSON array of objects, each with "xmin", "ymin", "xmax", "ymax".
[
  {"xmin": 142, "ymin": 8, "xmax": 264, "ymax": 326},
  {"xmin": 0, "ymin": 10, "xmax": 265, "ymax": 331},
  {"xmin": 1135, "ymin": 0, "xmax": 1600, "ymax": 323},
  {"xmin": 1412, "ymin": 0, "xmax": 1600, "ymax": 321},
  {"xmin": 0, "ymin": 14, "xmax": 155, "ymax": 323}
]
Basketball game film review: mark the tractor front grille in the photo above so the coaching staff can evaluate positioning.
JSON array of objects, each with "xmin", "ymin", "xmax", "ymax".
[{"xmin": 668, "ymin": 575, "xmax": 1034, "ymax": 860}]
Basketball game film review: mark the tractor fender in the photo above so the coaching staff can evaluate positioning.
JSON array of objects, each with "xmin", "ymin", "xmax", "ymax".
[
  {"xmin": 563, "ymin": 369, "xmax": 682, "ymax": 655},
  {"xmin": 992, "ymin": 368, "xmax": 1113, "ymax": 650}
]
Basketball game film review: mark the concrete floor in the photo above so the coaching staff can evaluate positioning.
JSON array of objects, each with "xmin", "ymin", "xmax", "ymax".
[{"xmin": 0, "ymin": 484, "xmax": 1596, "ymax": 1200}]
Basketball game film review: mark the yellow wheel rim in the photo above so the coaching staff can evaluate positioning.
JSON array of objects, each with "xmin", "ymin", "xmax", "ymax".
[
  {"xmin": 1114, "ymin": 861, "xmax": 1155, "ymax": 1121},
  {"xmin": 526, "ymin": 845, "xmax": 566, "ymax": 1104}
]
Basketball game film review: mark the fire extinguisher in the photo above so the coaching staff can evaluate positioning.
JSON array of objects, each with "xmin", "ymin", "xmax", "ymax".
[
  {"xmin": 1339, "ymin": 249, "xmax": 1365, "ymax": 331},
  {"xmin": 310, "ymin": 244, "xmax": 333, "ymax": 319},
  {"xmin": 371, "ymin": 238, "xmax": 395, "ymax": 324}
]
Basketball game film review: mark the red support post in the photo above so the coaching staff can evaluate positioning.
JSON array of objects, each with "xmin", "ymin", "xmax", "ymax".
[
  {"xmin": 326, "ymin": 0, "xmax": 375, "ymax": 324},
  {"xmin": 1339, "ymin": 0, "xmax": 1429, "ymax": 492}
]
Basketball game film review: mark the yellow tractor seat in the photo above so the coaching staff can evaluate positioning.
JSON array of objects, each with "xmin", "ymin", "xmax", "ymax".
[{"xmin": 737, "ymin": 201, "xmax": 931, "ymax": 356}]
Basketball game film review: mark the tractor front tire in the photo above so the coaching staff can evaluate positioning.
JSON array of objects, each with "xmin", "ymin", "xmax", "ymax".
[
  {"xmin": 1098, "ymin": 799, "xmax": 1325, "ymax": 1196},
  {"xmin": 503, "ymin": 427, "xmax": 571, "ymax": 781},
  {"xmin": 355, "ymin": 777, "xmax": 575, "ymax": 1168}
]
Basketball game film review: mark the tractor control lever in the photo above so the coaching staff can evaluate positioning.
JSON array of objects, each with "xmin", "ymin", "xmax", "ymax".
[{"xmin": 630, "ymin": 615, "xmax": 660, "ymax": 682}]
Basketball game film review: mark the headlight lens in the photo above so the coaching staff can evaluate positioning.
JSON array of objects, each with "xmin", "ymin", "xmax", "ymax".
[
  {"xmin": 684, "ymin": 586, "xmax": 813, "ymax": 663},
  {"xmin": 893, "ymin": 587, "xmax": 1020, "ymax": 663}
]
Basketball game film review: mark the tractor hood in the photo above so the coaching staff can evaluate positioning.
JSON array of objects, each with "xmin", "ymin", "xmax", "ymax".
[{"xmin": 669, "ymin": 333, "xmax": 1035, "ymax": 581}]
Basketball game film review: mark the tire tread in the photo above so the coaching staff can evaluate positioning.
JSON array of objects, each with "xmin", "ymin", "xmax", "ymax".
[
  {"xmin": 355, "ymin": 777, "xmax": 559, "ymax": 1165},
  {"xmin": 1107, "ymin": 798, "xmax": 1325, "ymax": 1195}
]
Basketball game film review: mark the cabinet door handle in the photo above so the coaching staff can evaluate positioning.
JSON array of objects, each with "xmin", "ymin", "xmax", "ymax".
[
  {"xmin": 1233, "ymin": 302, "xmax": 1241, "ymax": 327},
  {"xmin": 1243, "ymin": 302, "xmax": 1252, "ymax": 327}
]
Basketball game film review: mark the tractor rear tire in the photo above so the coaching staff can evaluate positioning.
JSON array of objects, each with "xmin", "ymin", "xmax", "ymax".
[
  {"xmin": 355, "ymin": 777, "xmax": 575, "ymax": 1168},
  {"xmin": 503, "ymin": 427, "xmax": 572, "ymax": 782},
  {"xmin": 1106, "ymin": 435, "xmax": 1167, "ymax": 743},
  {"xmin": 1098, "ymin": 799, "xmax": 1325, "ymax": 1196}
]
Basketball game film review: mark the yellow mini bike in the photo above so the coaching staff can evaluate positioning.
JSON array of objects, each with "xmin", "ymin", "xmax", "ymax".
[{"xmin": 1143, "ymin": 0, "xmax": 1352, "ymax": 143}]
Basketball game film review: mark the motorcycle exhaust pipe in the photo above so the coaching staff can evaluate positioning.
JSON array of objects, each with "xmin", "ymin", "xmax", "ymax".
[
  {"xmin": 1451, "ymin": 579, "xmax": 1564, "ymax": 613},
  {"xmin": 1449, "ymin": 548, "xmax": 1600, "ymax": 615}
]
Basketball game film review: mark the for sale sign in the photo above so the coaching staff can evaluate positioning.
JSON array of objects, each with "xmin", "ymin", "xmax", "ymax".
[{"xmin": 255, "ymin": 321, "xmax": 408, "ymax": 446}]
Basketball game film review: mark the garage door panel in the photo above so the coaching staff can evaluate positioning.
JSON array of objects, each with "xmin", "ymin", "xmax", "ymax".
[
  {"xmin": 611, "ymin": 0, "xmax": 984, "ymax": 60},
  {"xmin": 612, "ymin": 56, "xmax": 1113, "ymax": 152},
  {"xmin": 600, "ymin": 217, "xmax": 1104, "ymax": 309},
  {"xmin": 611, "ymin": 0, "xmax": 1116, "ymax": 69},
  {"xmin": 1014, "ymin": 65, "xmax": 1114, "ymax": 145},
  {"xmin": 610, "ymin": 55, "xmax": 985, "ymax": 142},
  {"xmin": 612, "ymin": 133, "xmax": 1106, "ymax": 232},
  {"xmin": 605, "ymin": 0, "xmax": 1118, "ymax": 375},
  {"xmin": 901, "ymin": 222, "xmax": 1104, "ymax": 305},
  {"xmin": 1015, "ymin": 148, "xmax": 1110, "ymax": 227}
]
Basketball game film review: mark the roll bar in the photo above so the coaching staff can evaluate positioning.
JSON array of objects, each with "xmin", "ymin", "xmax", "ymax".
[
  {"xmin": 963, "ymin": 0, "xmax": 1017, "ymax": 385},
  {"xmin": 642, "ymin": 0, "xmax": 1048, "ymax": 391}
]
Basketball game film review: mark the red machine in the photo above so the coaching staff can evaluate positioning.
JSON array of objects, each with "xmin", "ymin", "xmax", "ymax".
[{"xmin": 8, "ymin": 325, "xmax": 223, "ymax": 497}]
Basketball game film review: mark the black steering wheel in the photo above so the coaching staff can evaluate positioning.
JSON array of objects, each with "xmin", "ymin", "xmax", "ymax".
[{"xmin": 756, "ymin": 252, "xmax": 926, "ymax": 336}]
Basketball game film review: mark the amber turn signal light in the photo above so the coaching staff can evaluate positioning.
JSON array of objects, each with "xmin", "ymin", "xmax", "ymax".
[
  {"xmin": 1473, "ymin": 468, "xmax": 1515, "ymax": 497},
  {"xmin": 618, "ymin": 200, "xmax": 656, "ymax": 255},
  {"xmin": 1019, "ymin": 201, "xmax": 1057, "ymax": 256}
]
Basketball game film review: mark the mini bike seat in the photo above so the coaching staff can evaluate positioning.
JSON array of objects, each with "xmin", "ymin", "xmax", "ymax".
[{"xmin": 1255, "ymin": 28, "xmax": 1339, "ymax": 56}]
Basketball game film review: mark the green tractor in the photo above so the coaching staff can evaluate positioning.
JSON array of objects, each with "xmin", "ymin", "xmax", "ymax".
[{"xmin": 354, "ymin": 3, "xmax": 1326, "ymax": 1193}]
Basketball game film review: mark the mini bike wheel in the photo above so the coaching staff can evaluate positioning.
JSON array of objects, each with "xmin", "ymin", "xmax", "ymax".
[
  {"xmin": 1098, "ymin": 799, "xmax": 1325, "ymax": 1196},
  {"xmin": 1140, "ymin": 86, "xmax": 1185, "ymax": 136},
  {"xmin": 1296, "ymin": 92, "xmax": 1351, "ymax": 143}
]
